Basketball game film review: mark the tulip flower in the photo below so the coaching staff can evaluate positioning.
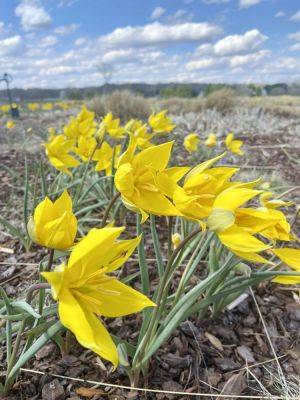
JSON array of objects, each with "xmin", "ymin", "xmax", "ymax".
[
  {"xmin": 148, "ymin": 110, "xmax": 175, "ymax": 135},
  {"xmin": 225, "ymin": 133, "xmax": 244, "ymax": 155},
  {"xmin": 206, "ymin": 187, "xmax": 271, "ymax": 262},
  {"xmin": 172, "ymin": 233, "xmax": 182, "ymax": 249},
  {"xmin": 260, "ymin": 192, "xmax": 293, "ymax": 209},
  {"xmin": 28, "ymin": 190, "xmax": 77, "ymax": 250},
  {"xmin": 41, "ymin": 227, "xmax": 155, "ymax": 366},
  {"xmin": 115, "ymin": 141, "xmax": 187, "ymax": 222},
  {"xmin": 102, "ymin": 112, "xmax": 125, "ymax": 139},
  {"xmin": 74, "ymin": 135, "xmax": 97, "ymax": 162},
  {"xmin": 205, "ymin": 133, "xmax": 217, "ymax": 147},
  {"xmin": 93, "ymin": 141, "xmax": 121, "ymax": 175},
  {"xmin": 45, "ymin": 134, "xmax": 80, "ymax": 176},
  {"xmin": 272, "ymin": 248, "xmax": 300, "ymax": 284},
  {"xmin": 184, "ymin": 133, "xmax": 199, "ymax": 153},
  {"xmin": 6, "ymin": 120, "xmax": 15, "ymax": 129},
  {"xmin": 125, "ymin": 119, "xmax": 153, "ymax": 149}
]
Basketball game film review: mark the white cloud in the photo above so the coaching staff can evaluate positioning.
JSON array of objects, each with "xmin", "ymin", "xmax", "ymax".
[
  {"xmin": 288, "ymin": 31, "xmax": 300, "ymax": 41},
  {"xmin": 164, "ymin": 9, "xmax": 194, "ymax": 24},
  {"xmin": 290, "ymin": 11, "xmax": 300, "ymax": 22},
  {"xmin": 214, "ymin": 29, "xmax": 267, "ymax": 56},
  {"xmin": 275, "ymin": 11, "xmax": 285, "ymax": 18},
  {"xmin": 150, "ymin": 7, "xmax": 166, "ymax": 20},
  {"xmin": 98, "ymin": 22, "xmax": 221, "ymax": 47},
  {"xmin": 239, "ymin": 0, "xmax": 262, "ymax": 9},
  {"xmin": 202, "ymin": 0, "xmax": 231, "ymax": 4},
  {"xmin": 58, "ymin": 0, "xmax": 78, "ymax": 8},
  {"xmin": 289, "ymin": 43, "xmax": 300, "ymax": 51},
  {"xmin": 186, "ymin": 57, "xmax": 221, "ymax": 70},
  {"xmin": 0, "ymin": 21, "xmax": 4, "ymax": 33},
  {"xmin": 15, "ymin": 0, "xmax": 52, "ymax": 31},
  {"xmin": 38, "ymin": 35, "xmax": 58, "ymax": 48},
  {"xmin": 54, "ymin": 24, "xmax": 80, "ymax": 35},
  {"xmin": 74, "ymin": 37, "xmax": 87, "ymax": 46},
  {"xmin": 0, "ymin": 35, "xmax": 23, "ymax": 57},
  {"xmin": 229, "ymin": 49, "xmax": 270, "ymax": 67}
]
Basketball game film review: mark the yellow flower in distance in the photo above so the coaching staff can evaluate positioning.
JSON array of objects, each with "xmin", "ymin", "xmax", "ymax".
[
  {"xmin": 93, "ymin": 142, "xmax": 121, "ymax": 175},
  {"xmin": 184, "ymin": 133, "xmax": 199, "ymax": 153},
  {"xmin": 148, "ymin": 110, "xmax": 175, "ymax": 135},
  {"xmin": 6, "ymin": 120, "xmax": 15, "ymax": 129},
  {"xmin": 74, "ymin": 135, "xmax": 97, "ymax": 162},
  {"xmin": 28, "ymin": 190, "xmax": 77, "ymax": 250},
  {"xmin": 102, "ymin": 112, "xmax": 125, "ymax": 139},
  {"xmin": 27, "ymin": 102, "xmax": 39, "ymax": 111},
  {"xmin": 272, "ymin": 248, "xmax": 300, "ymax": 285},
  {"xmin": 125, "ymin": 119, "xmax": 153, "ymax": 149},
  {"xmin": 45, "ymin": 134, "xmax": 80, "ymax": 176},
  {"xmin": 205, "ymin": 133, "xmax": 217, "ymax": 147},
  {"xmin": 225, "ymin": 133, "xmax": 244, "ymax": 155},
  {"xmin": 41, "ymin": 227, "xmax": 155, "ymax": 366},
  {"xmin": 42, "ymin": 102, "xmax": 53, "ymax": 111},
  {"xmin": 115, "ymin": 141, "xmax": 187, "ymax": 222}
]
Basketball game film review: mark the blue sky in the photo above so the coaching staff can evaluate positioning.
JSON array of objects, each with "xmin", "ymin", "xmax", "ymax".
[{"xmin": 1, "ymin": 0, "xmax": 300, "ymax": 88}]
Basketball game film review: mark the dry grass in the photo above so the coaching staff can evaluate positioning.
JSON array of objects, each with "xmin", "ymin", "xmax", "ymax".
[
  {"xmin": 204, "ymin": 88, "xmax": 237, "ymax": 113},
  {"xmin": 88, "ymin": 90, "xmax": 151, "ymax": 121},
  {"xmin": 243, "ymin": 96, "xmax": 300, "ymax": 118}
]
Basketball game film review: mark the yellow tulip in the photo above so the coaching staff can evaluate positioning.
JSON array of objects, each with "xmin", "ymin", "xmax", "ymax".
[
  {"xmin": 115, "ymin": 141, "xmax": 187, "ymax": 222},
  {"xmin": 6, "ymin": 120, "xmax": 15, "ymax": 129},
  {"xmin": 260, "ymin": 192, "xmax": 293, "ymax": 209},
  {"xmin": 184, "ymin": 133, "xmax": 199, "ymax": 153},
  {"xmin": 45, "ymin": 134, "xmax": 80, "ymax": 176},
  {"xmin": 27, "ymin": 102, "xmax": 39, "ymax": 111},
  {"xmin": 125, "ymin": 119, "xmax": 153, "ymax": 149},
  {"xmin": 225, "ymin": 133, "xmax": 244, "ymax": 155},
  {"xmin": 74, "ymin": 135, "xmax": 97, "ymax": 162},
  {"xmin": 148, "ymin": 110, "xmax": 175, "ymax": 135},
  {"xmin": 272, "ymin": 248, "xmax": 300, "ymax": 284},
  {"xmin": 205, "ymin": 133, "xmax": 217, "ymax": 147},
  {"xmin": 28, "ymin": 190, "xmax": 77, "ymax": 250},
  {"xmin": 42, "ymin": 102, "xmax": 53, "ymax": 111},
  {"xmin": 93, "ymin": 142, "xmax": 121, "ymax": 175},
  {"xmin": 206, "ymin": 187, "xmax": 271, "ymax": 259},
  {"xmin": 172, "ymin": 233, "xmax": 182, "ymax": 249},
  {"xmin": 41, "ymin": 227, "xmax": 155, "ymax": 366},
  {"xmin": 102, "ymin": 112, "xmax": 125, "ymax": 139}
]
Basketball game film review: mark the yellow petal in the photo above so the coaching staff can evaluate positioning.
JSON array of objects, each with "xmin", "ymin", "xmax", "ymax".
[
  {"xmin": 79, "ymin": 276, "xmax": 155, "ymax": 317},
  {"xmin": 272, "ymin": 275, "xmax": 300, "ymax": 285},
  {"xmin": 133, "ymin": 141, "xmax": 173, "ymax": 171},
  {"xmin": 59, "ymin": 288, "xmax": 118, "ymax": 367},
  {"xmin": 185, "ymin": 153, "xmax": 226, "ymax": 183},
  {"xmin": 232, "ymin": 250, "xmax": 272, "ymax": 264},
  {"xmin": 272, "ymin": 248, "xmax": 300, "ymax": 270},
  {"xmin": 213, "ymin": 188, "xmax": 261, "ymax": 212},
  {"xmin": 207, "ymin": 208, "xmax": 235, "ymax": 232},
  {"xmin": 218, "ymin": 224, "xmax": 270, "ymax": 253}
]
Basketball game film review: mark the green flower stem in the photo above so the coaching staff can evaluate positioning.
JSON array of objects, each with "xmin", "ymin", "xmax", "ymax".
[
  {"xmin": 6, "ymin": 283, "xmax": 50, "ymax": 377},
  {"xmin": 132, "ymin": 228, "xmax": 200, "ymax": 381},
  {"xmin": 100, "ymin": 192, "xmax": 121, "ymax": 228}
]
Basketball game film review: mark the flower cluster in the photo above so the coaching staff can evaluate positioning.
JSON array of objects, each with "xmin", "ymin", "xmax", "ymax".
[{"xmin": 184, "ymin": 131, "xmax": 244, "ymax": 155}]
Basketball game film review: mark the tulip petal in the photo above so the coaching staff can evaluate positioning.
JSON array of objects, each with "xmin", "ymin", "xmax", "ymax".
[
  {"xmin": 59, "ymin": 288, "xmax": 118, "ymax": 366},
  {"xmin": 67, "ymin": 227, "xmax": 124, "ymax": 278},
  {"xmin": 213, "ymin": 188, "xmax": 261, "ymax": 212},
  {"xmin": 272, "ymin": 248, "xmax": 300, "ymax": 270},
  {"xmin": 81, "ymin": 276, "xmax": 155, "ymax": 317},
  {"xmin": 232, "ymin": 250, "xmax": 272, "ymax": 264},
  {"xmin": 133, "ymin": 141, "xmax": 173, "ymax": 171},
  {"xmin": 218, "ymin": 224, "xmax": 270, "ymax": 253}
]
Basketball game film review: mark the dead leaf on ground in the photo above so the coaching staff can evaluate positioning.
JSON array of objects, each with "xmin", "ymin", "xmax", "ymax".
[
  {"xmin": 205, "ymin": 332, "xmax": 224, "ymax": 351},
  {"xmin": 75, "ymin": 386, "xmax": 104, "ymax": 398},
  {"xmin": 217, "ymin": 372, "xmax": 246, "ymax": 400}
]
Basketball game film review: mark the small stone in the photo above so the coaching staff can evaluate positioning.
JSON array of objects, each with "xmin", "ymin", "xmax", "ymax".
[
  {"xmin": 214, "ymin": 357, "xmax": 240, "ymax": 371},
  {"xmin": 36, "ymin": 343, "xmax": 57, "ymax": 361},
  {"xmin": 162, "ymin": 381, "xmax": 183, "ymax": 400},
  {"xmin": 236, "ymin": 345, "xmax": 255, "ymax": 363},
  {"xmin": 289, "ymin": 309, "xmax": 300, "ymax": 322},
  {"xmin": 42, "ymin": 379, "xmax": 65, "ymax": 400}
]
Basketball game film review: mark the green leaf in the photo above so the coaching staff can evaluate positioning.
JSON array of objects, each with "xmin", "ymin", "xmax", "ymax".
[
  {"xmin": 11, "ymin": 301, "xmax": 41, "ymax": 319},
  {"xmin": 0, "ymin": 287, "xmax": 12, "ymax": 362},
  {"xmin": 7, "ymin": 320, "xmax": 63, "ymax": 382},
  {"xmin": 150, "ymin": 215, "xmax": 164, "ymax": 278}
]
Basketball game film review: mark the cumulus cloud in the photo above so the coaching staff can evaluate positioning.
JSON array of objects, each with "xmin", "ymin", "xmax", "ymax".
[
  {"xmin": 239, "ymin": 0, "xmax": 262, "ymax": 9},
  {"xmin": 38, "ymin": 35, "xmax": 58, "ymax": 48},
  {"xmin": 186, "ymin": 57, "xmax": 221, "ymax": 70},
  {"xmin": 288, "ymin": 31, "xmax": 300, "ymax": 41},
  {"xmin": 0, "ymin": 21, "xmax": 4, "ymax": 33},
  {"xmin": 74, "ymin": 37, "xmax": 87, "ymax": 46},
  {"xmin": 0, "ymin": 35, "xmax": 23, "ymax": 57},
  {"xmin": 290, "ymin": 11, "xmax": 300, "ymax": 22},
  {"xmin": 54, "ymin": 24, "xmax": 80, "ymax": 35},
  {"xmin": 58, "ymin": 0, "xmax": 78, "ymax": 8},
  {"xmin": 214, "ymin": 29, "xmax": 267, "ymax": 56},
  {"xmin": 164, "ymin": 9, "xmax": 194, "ymax": 24},
  {"xmin": 15, "ymin": 0, "xmax": 52, "ymax": 31},
  {"xmin": 275, "ymin": 11, "xmax": 285, "ymax": 18},
  {"xmin": 229, "ymin": 49, "xmax": 270, "ymax": 67},
  {"xmin": 98, "ymin": 22, "xmax": 221, "ymax": 47},
  {"xmin": 150, "ymin": 7, "xmax": 166, "ymax": 20}
]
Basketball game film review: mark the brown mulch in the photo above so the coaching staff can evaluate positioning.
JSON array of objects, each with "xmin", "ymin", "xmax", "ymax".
[{"xmin": 0, "ymin": 111, "xmax": 300, "ymax": 399}]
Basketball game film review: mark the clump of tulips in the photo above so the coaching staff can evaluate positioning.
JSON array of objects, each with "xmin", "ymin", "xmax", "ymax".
[{"xmin": 0, "ymin": 106, "xmax": 299, "ymax": 395}]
